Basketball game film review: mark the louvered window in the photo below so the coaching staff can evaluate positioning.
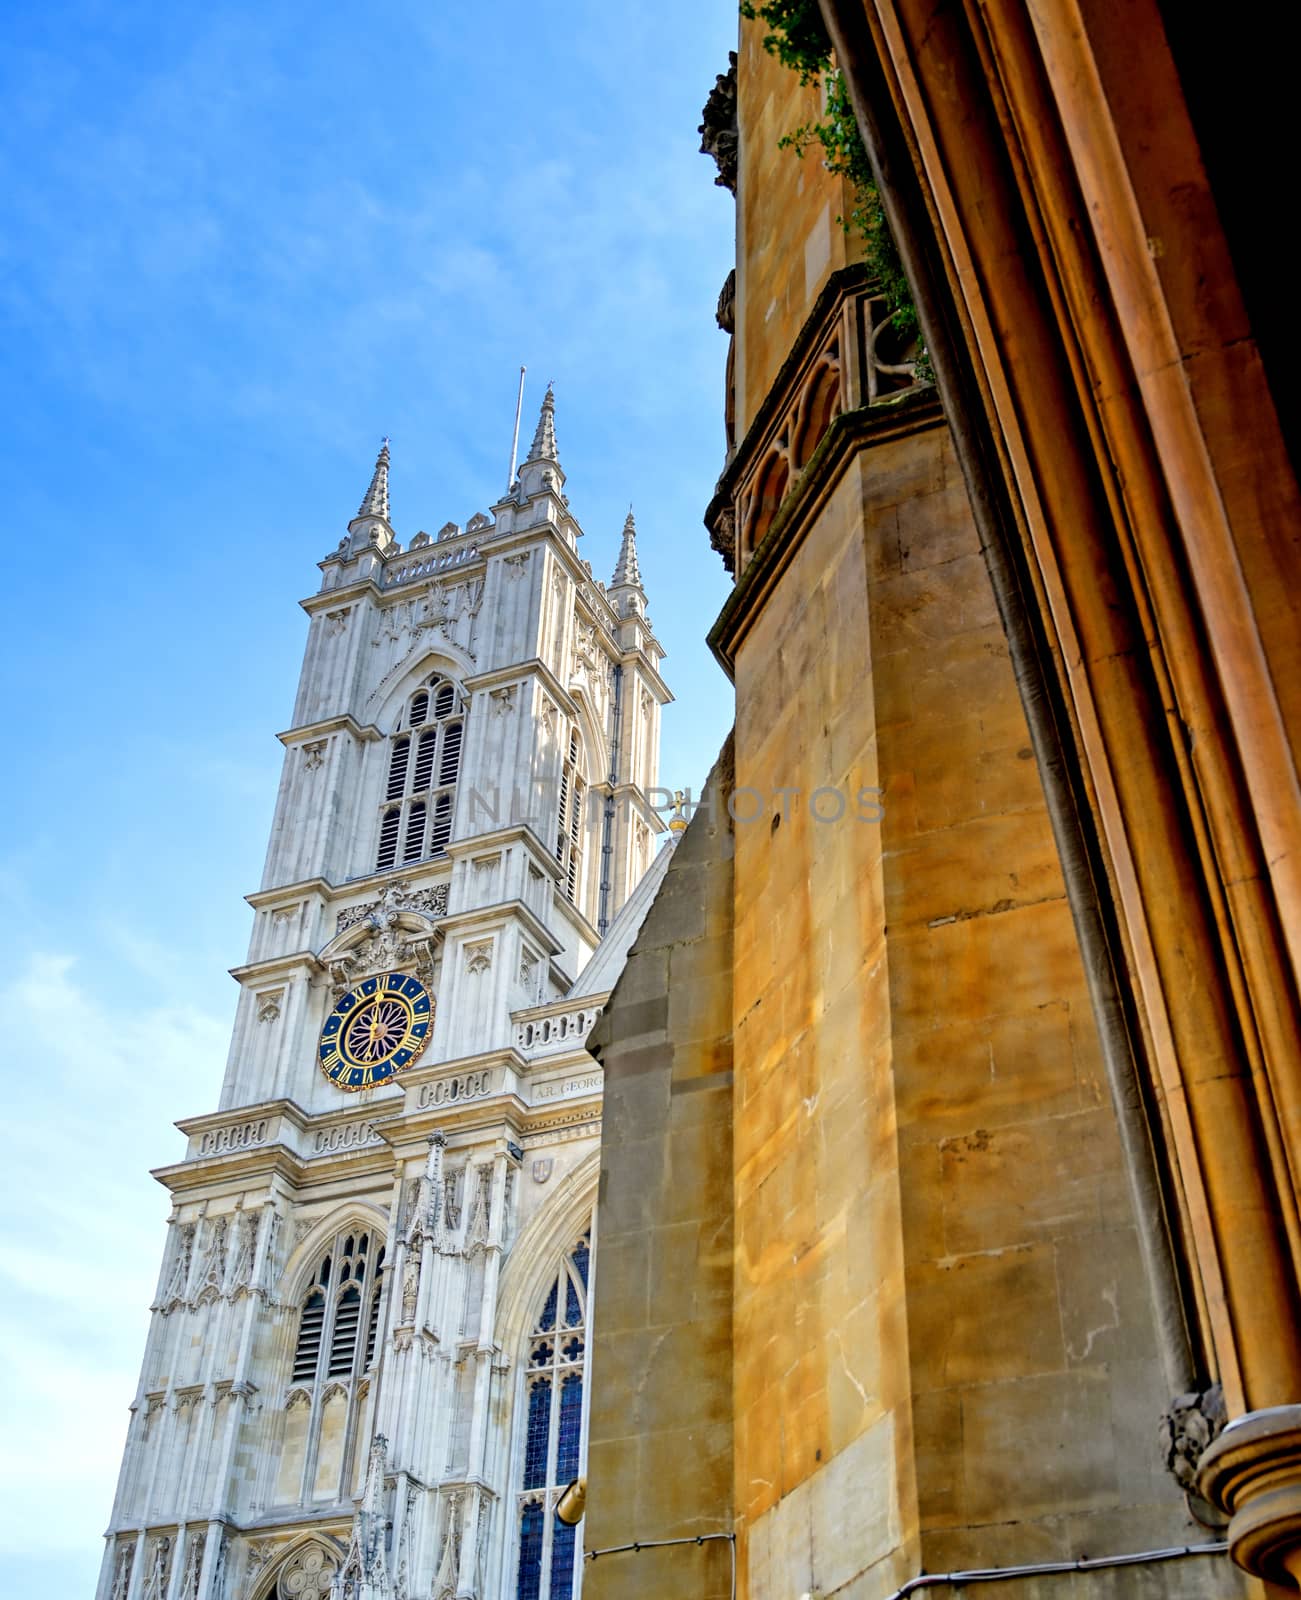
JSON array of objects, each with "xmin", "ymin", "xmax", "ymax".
[
  {"xmin": 556, "ymin": 726, "xmax": 585, "ymax": 911},
  {"xmin": 439, "ymin": 722, "xmax": 463, "ymax": 785},
  {"xmin": 374, "ymin": 675, "xmax": 466, "ymax": 871},
  {"xmin": 513, "ymin": 1230, "xmax": 592, "ymax": 1600},
  {"xmin": 376, "ymin": 809, "xmax": 401, "ymax": 870},
  {"xmin": 431, "ymin": 792, "xmax": 453, "ymax": 854},
  {"xmin": 329, "ymin": 1285, "xmax": 362, "ymax": 1375},
  {"xmin": 403, "ymin": 801, "xmax": 426, "ymax": 863},
  {"xmin": 413, "ymin": 728, "xmax": 437, "ymax": 791},
  {"xmin": 386, "ymin": 737, "xmax": 410, "ymax": 799},
  {"xmin": 279, "ymin": 1229, "xmax": 387, "ymax": 1508},
  {"xmin": 292, "ymin": 1290, "xmax": 326, "ymax": 1381}
]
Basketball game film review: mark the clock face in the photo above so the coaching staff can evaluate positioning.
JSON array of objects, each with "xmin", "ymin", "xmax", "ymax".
[{"xmin": 318, "ymin": 971, "xmax": 433, "ymax": 1091}]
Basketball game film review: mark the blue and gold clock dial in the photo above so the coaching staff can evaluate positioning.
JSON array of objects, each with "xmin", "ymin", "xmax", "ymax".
[{"xmin": 318, "ymin": 972, "xmax": 433, "ymax": 1091}]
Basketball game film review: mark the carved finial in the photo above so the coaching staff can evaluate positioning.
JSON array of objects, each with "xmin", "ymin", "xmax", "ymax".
[
  {"xmin": 336, "ymin": 1435, "xmax": 391, "ymax": 1598},
  {"xmin": 357, "ymin": 438, "xmax": 391, "ymax": 521},
  {"xmin": 611, "ymin": 506, "xmax": 644, "ymax": 591},
  {"xmin": 525, "ymin": 385, "xmax": 559, "ymax": 465},
  {"xmin": 668, "ymin": 790, "xmax": 689, "ymax": 837}
]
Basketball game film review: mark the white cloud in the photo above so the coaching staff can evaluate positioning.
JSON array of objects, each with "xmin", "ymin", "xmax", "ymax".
[{"xmin": 0, "ymin": 951, "xmax": 227, "ymax": 1562}]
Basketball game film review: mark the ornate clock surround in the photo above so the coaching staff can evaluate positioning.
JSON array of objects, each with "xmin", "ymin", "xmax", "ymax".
[{"xmin": 314, "ymin": 883, "xmax": 445, "ymax": 1092}]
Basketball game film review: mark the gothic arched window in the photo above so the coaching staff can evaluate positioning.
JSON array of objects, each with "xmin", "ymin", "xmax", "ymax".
[
  {"xmin": 556, "ymin": 726, "xmax": 586, "ymax": 909},
  {"xmin": 376, "ymin": 675, "xmax": 465, "ymax": 871},
  {"xmin": 513, "ymin": 1232, "xmax": 591, "ymax": 1600},
  {"xmin": 275, "ymin": 1227, "xmax": 386, "ymax": 1507}
]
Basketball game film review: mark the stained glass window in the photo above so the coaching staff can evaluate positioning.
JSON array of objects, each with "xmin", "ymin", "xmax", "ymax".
[
  {"xmin": 517, "ymin": 1504, "xmax": 544, "ymax": 1600},
  {"xmin": 514, "ymin": 1230, "xmax": 592, "ymax": 1600}
]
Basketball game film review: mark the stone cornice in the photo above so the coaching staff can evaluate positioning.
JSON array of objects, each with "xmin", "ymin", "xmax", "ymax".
[
  {"xmin": 301, "ymin": 576, "xmax": 383, "ymax": 613},
  {"xmin": 613, "ymin": 648, "xmax": 672, "ymax": 704},
  {"xmin": 276, "ymin": 713, "xmax": 383, "ymax": 747},
  {"xmin": 437, "ymin": 895, "xmax": 563, "ymax": 957},
  {"xmin": 246, "ymin": 878, "xmax": 333, "ymax": 911},
  {"xmin": 444, "ymin": 824, "xmax": 562, "ymax": 882},
  {"xmin": 229, "ymin": 950, "xmax": 317, "ymax": 985},
  {"xmin": 708, "ymin": 392, "xmax": 946, "ymax": 677},
  {"xmin": 463, "ymin": 657, "xmax": 575, "ymax": 712}
]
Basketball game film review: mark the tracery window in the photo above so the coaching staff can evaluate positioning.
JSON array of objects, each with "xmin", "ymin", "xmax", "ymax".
[
  {"xmin": 556, "ymin": 726, "xmax": 585, "ymax": 908},
  {"xmin": 276, "ymin": 1227, "xmax": 385, "ymax": 1506},
  {"xmin": 514, "ymin": 1233, "xmax": 591, "ymax": 1600},
  {"xmin": 376, "ymin": 674, "xmax": 465, "ymax": 871}
]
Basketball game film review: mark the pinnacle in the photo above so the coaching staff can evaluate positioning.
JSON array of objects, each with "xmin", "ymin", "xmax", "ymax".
[
  {"xmin": 356, "ymin": 438, "xmax": 391, "ymax": 522},
  {"xmin": 611, "ymin": 505, "xmax": 644, "ymax": 590},
  {"xmin": 525, "ymin": 385, "xmax": 560, "ymax": 465}
]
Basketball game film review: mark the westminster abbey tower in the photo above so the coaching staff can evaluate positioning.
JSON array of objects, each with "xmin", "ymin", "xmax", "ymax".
[{"xmin": 98, "ymin": 390, "xmax": 671, "ymax": 1600}]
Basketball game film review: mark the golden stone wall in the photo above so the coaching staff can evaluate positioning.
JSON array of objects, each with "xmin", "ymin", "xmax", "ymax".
[
  {"xmin": 584, "ymin": 747, "xmax": 737, "ymax": 1600},
  {"xmin": 586, "ymin": 14, "xmax": 1259, "ymax": 1599}
]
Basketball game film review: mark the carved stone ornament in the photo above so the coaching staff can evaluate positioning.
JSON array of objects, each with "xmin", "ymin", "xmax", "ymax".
[
  {"xmin": 709, "ymin": 502, "xmax": 737, "ymax": 574},
  {"xmin": 1160, "ymin": 1383, "xmax": 1228, "ymax": 1525},
  {"xmin": 276, "ymin": 1542, "xmax": 338, "ymax": 1600},
  {"xmin": 325, "ymin": 607, "xmax": 351, "ymax": 637},
  {"xmin": 532, "ymin": 1157, "xmax": 553, "ymax": 1184},
  {"xmin": 257, "ymin": 989, "xmax": 284, "ymax": 1024},
  {"xmin": 503, "ymin": 551, "xmax": 530, "ymax": 577},
  {"xmin": 336, "ymin": 880, "xmax": 448, "ymax": 934},
  {"xmin": 272, "ymin": 903, "xmax": 298, "ymax": 926},
  {"xmin": 699, "ymin": 51, "xmax": 738, "ymax": 194},
  {"xmin": 110, "ymin": 1541, "xmax": 134, "ymax": 1600},
  {"xmin": 141, "ymin": 1535, "xmax": 172, "ymax": 1600},
  {"xmin": 437, "ymin": 520, "xmax": 461, "ymax": 541},
  {"xmin": 716, "ymin": 267, "xmax": 736, "ymax": 335},
  {"xmin": 179, "ymin": 1532, "xmax": 204, "ymax": 1600},
  {"xmin": 465, "ymin": 940, "xmax": 493, "ymax": 975},
  {"xmin": 302, "ymin": 740, "xmax": 326, "ymax": 771},
  {"xmin": 465, "ymin": 511, "xmax": 493, "ymax": 533},
  {"xmin": 490, "ymin": 683, "xmax": 517, "ymax": 715}
]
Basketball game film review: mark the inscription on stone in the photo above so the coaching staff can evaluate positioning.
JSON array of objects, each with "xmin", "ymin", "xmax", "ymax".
[{"xmin": 533, "ymin": 1074, "xmax": 601, "ymax": 1102}]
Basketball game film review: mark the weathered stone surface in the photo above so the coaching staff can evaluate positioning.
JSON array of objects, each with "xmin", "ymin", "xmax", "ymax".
[{"xmin": 584, "ymin": 741, "xmax": 736, "ymax": 1600}]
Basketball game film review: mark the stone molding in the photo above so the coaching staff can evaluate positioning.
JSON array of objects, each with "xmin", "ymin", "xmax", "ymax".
[{"xmin": 1199, "ymin": 1404, "xmax": 1301, "ymax": 1584}]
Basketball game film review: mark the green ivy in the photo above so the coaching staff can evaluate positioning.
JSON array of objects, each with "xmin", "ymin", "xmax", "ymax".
[{"xmin": 739, "ymin": 0, "xmax": 931, "ymax": 377}]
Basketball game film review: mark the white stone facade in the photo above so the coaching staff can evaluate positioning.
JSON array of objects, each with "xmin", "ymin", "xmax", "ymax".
[{"xmin": 98, "ymin": 398, "xmax": 671, "ymax": 1600}]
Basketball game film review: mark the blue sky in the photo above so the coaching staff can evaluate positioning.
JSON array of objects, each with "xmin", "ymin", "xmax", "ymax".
[{"xmin": 0, "ymin": 2, "xmax": 736, "ymax": 1591}]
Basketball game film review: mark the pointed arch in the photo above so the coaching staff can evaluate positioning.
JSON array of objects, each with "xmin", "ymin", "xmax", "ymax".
[
  {"xmin": 371, "ymin": 660, "xmax": 469, "ymax": 872},
  {"xmin": 278, "ymin": 1201, "xmax": 390, "ymax": 1307},
  {"xmin": 366, "ymin": 641, "xmax": 475, "ymax": 723},
  {"xmin": 246, "ymin": 1533, "xmax": 346, "ymax": 1600},
  {"xmin": 494, "ymin": 1150, "xmax": 599, "ymax": 1370},
  {"xmin": 497, "ymin": 1177, "xmax": 598, "ymax": 1600}
]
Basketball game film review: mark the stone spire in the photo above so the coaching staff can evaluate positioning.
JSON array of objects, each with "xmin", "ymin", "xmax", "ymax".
[
  {"xmin": 405, "ymin": 1130, "xmax": 447, "ymax": 1250},
  {"xmin": 611, "ymin": 506, "xmax": 644, "ymax": 590},
  {"xmin": 336, "ymin": 1435, "xmax": 391, "ymax": 1599},
  {"xmin": 357, "ymin": 438, "xmax": 391, "ymax": 521},
  {"xmin": 346, "ymin": 438, "xmax": 397, "ymax": 553},
  {"xmin": 517, "ymin": 385, "xmax": 566, "ymax": 497},
  {"xmin": 525, "ymin": 385, "xmax": 559, "ymax": 464}
]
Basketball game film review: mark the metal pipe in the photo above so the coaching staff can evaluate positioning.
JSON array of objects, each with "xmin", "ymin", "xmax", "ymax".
[
  {"xmin": 584, "ymin": 1532, "xmax": 736, "ymax": 1600},
  {"xmin": 597, "ymin": 663, "xmax": 623, "ymax": 934},
  {"xmin": 883, "ymin": 1540, "xmax": 1228, "ymax": 1596}
]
